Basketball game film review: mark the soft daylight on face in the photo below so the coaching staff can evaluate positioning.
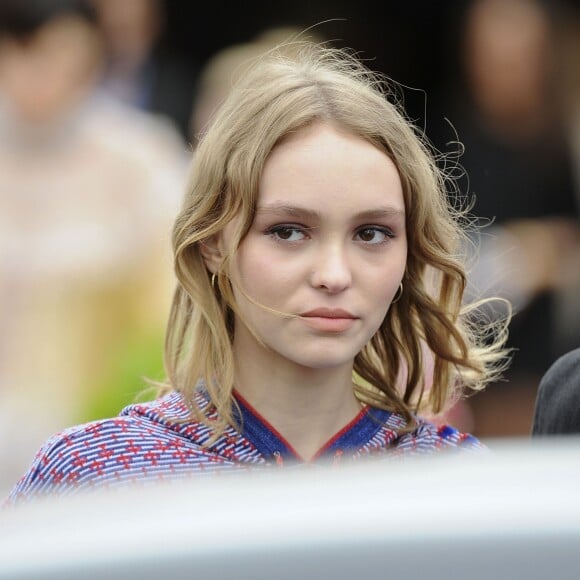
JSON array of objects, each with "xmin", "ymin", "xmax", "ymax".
[{"xmin": 228, "ymin": 122, "xmax": 407, "ymax": 376}]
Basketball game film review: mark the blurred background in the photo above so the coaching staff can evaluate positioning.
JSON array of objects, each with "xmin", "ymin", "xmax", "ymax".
[{"xmin": 0, "ymin": 0, "xmax": 579, "ymax": 494}]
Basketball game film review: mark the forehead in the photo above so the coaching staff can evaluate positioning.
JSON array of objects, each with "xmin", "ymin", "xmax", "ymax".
[{"xmin": 258, "ymin": 122, "xmax": 404, "ymax": 216}]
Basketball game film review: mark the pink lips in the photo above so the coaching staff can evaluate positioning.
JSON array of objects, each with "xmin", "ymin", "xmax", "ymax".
[{"xmin": 300, "ymin": 308, "xmax": 358, "ymax": 333}]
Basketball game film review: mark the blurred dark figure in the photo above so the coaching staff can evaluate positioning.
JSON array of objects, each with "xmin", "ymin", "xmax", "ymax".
[
  {"xmin": 436, "ymin": 0, "xmax": 580, "ymax": 437},
  {"xmin": 532, "ymin": 348, "xmax": 580, "ymax": 435},
  {"xmin": 91, "ymin": 0, "xmax": 199, "ymax": 140},
  {"xmin": 551, "ymin": 1, "xmax": 580, "ymax": 356}
]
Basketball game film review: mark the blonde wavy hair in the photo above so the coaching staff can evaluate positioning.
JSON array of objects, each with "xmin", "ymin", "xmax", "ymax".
[{"xmin": 164, "ymin": 43, "xmax": 509, "ymax": 434}]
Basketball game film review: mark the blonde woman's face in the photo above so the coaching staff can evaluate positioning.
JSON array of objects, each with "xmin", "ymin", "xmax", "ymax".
[{"xmin": 226, "ymin": 122, "xmax": 407, "ymax": 373}]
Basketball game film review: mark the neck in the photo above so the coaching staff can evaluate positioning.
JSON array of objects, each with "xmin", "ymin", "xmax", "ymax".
[{"xmin": 233, "ymin": 334, "xmax": 361, "ymax": 461}]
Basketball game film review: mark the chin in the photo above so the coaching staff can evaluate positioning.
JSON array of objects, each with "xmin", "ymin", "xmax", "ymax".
[{"xmin": 290, "ymin": 348, "xmax": 360, "ymax": 371}]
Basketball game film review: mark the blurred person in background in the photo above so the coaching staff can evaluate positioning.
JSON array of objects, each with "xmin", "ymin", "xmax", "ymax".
[
  {"xmin": 91, "ymin": 0, "xmax": 199, "ymax": 141},
  {"xmin": 0, "ymin": 0, "xmax": 188, "ymax": 492},
  {"xmin": 435, "ymin": 0, "xmax": 580, "ymax": 437}
]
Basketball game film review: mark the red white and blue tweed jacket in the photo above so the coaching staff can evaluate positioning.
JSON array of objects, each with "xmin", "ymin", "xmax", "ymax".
[{"xmin": 8, "ymin": 389, "xmax": 482, "ymax": 502}]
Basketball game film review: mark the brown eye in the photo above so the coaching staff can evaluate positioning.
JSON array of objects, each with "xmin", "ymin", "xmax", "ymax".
[
  {"xmin": 276, "ymin": 227, "xmax": 295, "ymax": 240},
  {"xmin": 358, "ymin": 228, "xmax": 377, "ymax": 242},
  {"xmin": 355, "ymin": 227, "xmax": 392, "ymax": 244},
  {"xmin": 268, "ymin": 225, "xmax": 307, "ymax": 242}
]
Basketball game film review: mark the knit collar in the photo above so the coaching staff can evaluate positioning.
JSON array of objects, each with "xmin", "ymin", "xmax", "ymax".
[{"xmin": 232, "ymin": 390, "xmax": 394, "ymax": 465}]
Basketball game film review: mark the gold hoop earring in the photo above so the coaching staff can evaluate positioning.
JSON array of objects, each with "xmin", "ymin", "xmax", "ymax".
[
  {"xmin": 211, "ymin": 272, "xmax": 217, "ymax": 290},
  {"xmin": 391, "ymin": 282, "xmax": 403, "ymax": 304}
]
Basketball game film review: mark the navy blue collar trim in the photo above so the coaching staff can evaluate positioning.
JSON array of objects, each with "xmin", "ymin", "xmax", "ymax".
[{"xmin": 233, "ymin": 392, "xmax": 393, "ymax": 463}]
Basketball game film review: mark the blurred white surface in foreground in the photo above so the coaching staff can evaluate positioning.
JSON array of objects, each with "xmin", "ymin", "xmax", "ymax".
[{"xmin": 1, "ymin": 439, "xmax": 580, "ymax": 580}]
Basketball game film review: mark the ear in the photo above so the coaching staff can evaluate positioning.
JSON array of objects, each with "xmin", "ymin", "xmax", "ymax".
[{"xmin": 199, "ymin": 234, "xmax": 223, "ymax": 274}]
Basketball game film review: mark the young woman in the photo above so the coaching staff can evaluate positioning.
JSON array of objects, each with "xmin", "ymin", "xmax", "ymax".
[{"xmin": 9, "ymin": 44, "xmax": 508, "ymax": 501}]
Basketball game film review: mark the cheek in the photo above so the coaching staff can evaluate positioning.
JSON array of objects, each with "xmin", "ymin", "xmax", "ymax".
[
  {"xmin": 373, "ymin": 274, "xmax": 401, "ymax": 302},
  {"xmin": 234, "ymin": 244, "xmax": 300, "ymax": 303},
  {"xmin": 367, "ymin": 252, "xmax": 407, "ymax": 304}
]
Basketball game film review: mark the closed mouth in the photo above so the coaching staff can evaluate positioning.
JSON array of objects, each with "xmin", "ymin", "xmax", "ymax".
[{"xmin": 300, "ymin": 308, "xmax": 358, "ymax": 319}]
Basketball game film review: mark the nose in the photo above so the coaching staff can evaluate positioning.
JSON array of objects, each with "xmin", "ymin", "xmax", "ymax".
[{"xmin": 309, "ymin": 242, "xmax": 353, "ymax": 293}]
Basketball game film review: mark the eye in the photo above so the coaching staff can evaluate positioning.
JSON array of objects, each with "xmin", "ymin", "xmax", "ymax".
[
  {"xmin": 355, "ymin": 226, "xmax": 394, "ymax": 244},
  {"xmin": 267, "ymin": 225, "xmax": 308, "ymax": 242}
]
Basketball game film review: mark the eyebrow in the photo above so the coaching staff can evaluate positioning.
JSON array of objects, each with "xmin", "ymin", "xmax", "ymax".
[{"xmin": 256, "ymin": 203, "xmax": 405, "ymax": 220}]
